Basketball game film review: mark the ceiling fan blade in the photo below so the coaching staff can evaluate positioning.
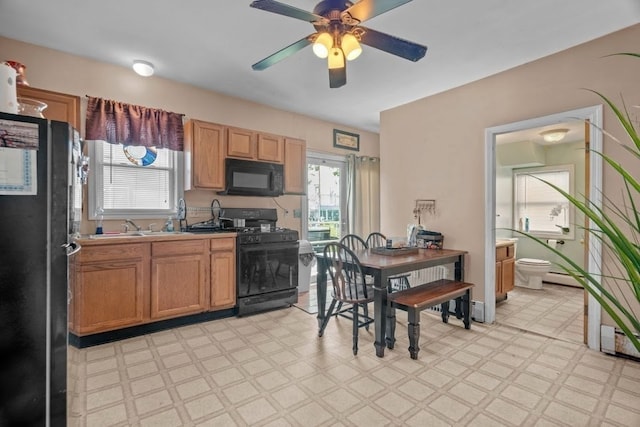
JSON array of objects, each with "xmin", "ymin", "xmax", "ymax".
[
  {"xmin": 252, "ymin": 35, "xmax": 314, "ymax": 71},
  {"xmin": 341, "ymin": 0, "xmax": 412, "ymax": 24},
  {"xmin": 357, "ymin": 26, "xmax": 427, "ymax": 62},
  {"xmin": 250, "ymin": 0, "xmax": 328, "ymax": 24},
  {"xmin": 329, "ymin": 66, "xmax": 346, "ymax": 89}
]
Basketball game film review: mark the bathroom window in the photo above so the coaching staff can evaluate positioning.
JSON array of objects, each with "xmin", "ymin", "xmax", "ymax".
[{"xmin": 513, "ymin": 165, "xmax": 575, "ymax": 239}]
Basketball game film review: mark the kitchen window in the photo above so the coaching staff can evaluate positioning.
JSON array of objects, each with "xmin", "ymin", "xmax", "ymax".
[
  {"xmin": 513, "ymin": 165, "xmax": 575, "ymax": 239},
  {"xmin": 88, "ymin": 140, "xmax": 183, "ymax": 220}
]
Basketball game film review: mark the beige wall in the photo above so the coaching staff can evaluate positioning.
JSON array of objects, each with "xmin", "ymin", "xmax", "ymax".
[
  {"xmin": 380, "ymin": 23, "xmax": 640, "ymax": 321},
  {"xmin": 0, "ymin": 36, "xmax": 380, "ymax": 234}
]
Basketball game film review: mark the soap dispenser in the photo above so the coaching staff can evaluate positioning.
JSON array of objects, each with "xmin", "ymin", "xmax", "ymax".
[
  {"xmin": 165, "ymin": 217, "xmax": 174, "ymax": 232},
  {"xmin": 95, "ymin": 207, "xmax": 104, "ymax": 235}
]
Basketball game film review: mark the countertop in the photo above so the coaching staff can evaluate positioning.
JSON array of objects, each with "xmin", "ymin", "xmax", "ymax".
[
  {"xmin": 496, "ymin": 239, "xmax": 517, "ymax": 248},
  {"xmin": 74, "ymin": 231, "xmax": 237, "ymax": 246}
]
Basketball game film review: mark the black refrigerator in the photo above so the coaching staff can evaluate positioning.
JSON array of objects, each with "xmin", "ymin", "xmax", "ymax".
[{"xmin": 0, "ymin": 112, "xmax": 84, "ymax": 426}]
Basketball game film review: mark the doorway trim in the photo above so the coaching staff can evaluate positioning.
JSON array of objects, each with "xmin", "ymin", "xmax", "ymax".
[{"xmin": 484, "ymin": 105, "xmax": 603, "ymax": 350}]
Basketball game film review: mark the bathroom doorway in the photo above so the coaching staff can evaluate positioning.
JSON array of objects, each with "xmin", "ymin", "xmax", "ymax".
[{"xmin": 484, "ymin": 105, "xmax": 603, "ymax": 350}]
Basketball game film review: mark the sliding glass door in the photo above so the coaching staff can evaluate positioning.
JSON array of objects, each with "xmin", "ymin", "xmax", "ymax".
[{"xmin": 305, "ymin": 152, "xmax": 348, "ymax": 253}]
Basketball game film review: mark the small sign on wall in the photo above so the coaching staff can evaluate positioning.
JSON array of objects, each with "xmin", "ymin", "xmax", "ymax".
[{"xmin": 333, "ymin": 129, "xmax": 359, "ymax": 151}]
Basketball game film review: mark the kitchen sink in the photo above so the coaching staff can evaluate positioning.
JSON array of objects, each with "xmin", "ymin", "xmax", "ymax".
[{"xmin": 87, "ymin": 231, "xmax": 189, "ymax": 239}]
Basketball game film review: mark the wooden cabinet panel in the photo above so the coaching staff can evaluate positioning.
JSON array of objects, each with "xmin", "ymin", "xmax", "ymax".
[
  {"xmin": 495, "ymin": 243, "xmax": 515, "ymax": 297},
  {"xmin": 184, "ymin": 120, "xmax": 225, "ymax": 190},
  {"xmin": 151, "ymin": 239, "xmax": 209, "ymax": 319},
  {"xmin": 151, "ymin": 254, "xmax": 208, "ymax": 319},
  {"xmin": 257, "ymin": 133, "xmax": 284, "ymax": 163},
  {"xmin": 284, "ymin": 137, "xmax": 306, "ymax": 194},
  {"xmin": 17, "ymin": 86, "xmax": 81, "ymax": 130},
  {"xmin": 227, "ymin": 127, "xmax": 255, "ymax": 159},
  {"xmin": 73, "ymin": 250, "xmax": 147, "ymax": 335},
  {"xmin": 501, "ymin": 257, "xmax": 515, "ymax": 294},
  {"xmin": 210, "ymin": 237, "xmax": 236, "ymax": 310}
]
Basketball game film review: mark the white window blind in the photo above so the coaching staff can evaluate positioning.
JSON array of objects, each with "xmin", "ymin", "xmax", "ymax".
[
  {"xmin": 88, "ymin": 141, "xmax": 182, "ymax": 219},
  {"xmin": 513, "ymin": 165, "xmax": 574, "ymax": 238}
]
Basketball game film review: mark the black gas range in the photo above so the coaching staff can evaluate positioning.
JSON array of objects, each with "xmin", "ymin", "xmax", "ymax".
[{"xmin": 185, "ymin": 208, "xmax": 299, "ymax": 315}]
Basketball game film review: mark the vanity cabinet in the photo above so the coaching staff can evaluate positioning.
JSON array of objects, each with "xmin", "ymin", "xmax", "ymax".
[
  {"xmin": 284, "ymin": 137, "xmax": 306, "ymax": 194},
  {"xmin": 17, "ymin": 85, "xmax": 81, "ymax": 130},
  {"xmin": 496, "ymin": 243, "xmax": 515, "ymax": 299},
  {"xmin": 227, "ymin": 126, "xmax": 284, "ymax": 163},
  {"xmin": 210, "ymin": 237, "xmax": 236, "ymax": 309},
  {"xmin": 70, "ymin": 243, "xmax": 149, "ymax": 335},
  {"xmin": 184, "ymin": 119, "xmax": 226, "ymax": 190},
  {"xmin": 150, "ymin": 240, "xmax": 209, "ymax": 320}
]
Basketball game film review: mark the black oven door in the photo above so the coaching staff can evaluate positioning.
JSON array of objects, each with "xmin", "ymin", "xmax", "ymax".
[{"xmin": 237, "ymin": 241, "xmax": 299, "ymax": 298}]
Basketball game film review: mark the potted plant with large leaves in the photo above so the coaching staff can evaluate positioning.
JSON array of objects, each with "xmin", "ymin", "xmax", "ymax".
[{"xmin": 518, "ymin": 53, "xmax": 640, "ymax": 353}]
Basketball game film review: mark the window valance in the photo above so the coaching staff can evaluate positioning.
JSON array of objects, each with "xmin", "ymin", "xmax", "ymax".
[{"xmin": 85, "ymin": 96, "xmax": 185, "ymax": 151}]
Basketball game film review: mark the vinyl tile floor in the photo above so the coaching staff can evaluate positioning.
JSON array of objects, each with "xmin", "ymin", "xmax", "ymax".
[{"xmin": 68, "ymin": 283, "xmax": 640, "ymax": 426}]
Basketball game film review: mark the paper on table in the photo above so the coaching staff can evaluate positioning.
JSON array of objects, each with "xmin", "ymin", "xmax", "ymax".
[{"xmin": 0, "ymin": 147, "xmax": 37, "ymax": 195}]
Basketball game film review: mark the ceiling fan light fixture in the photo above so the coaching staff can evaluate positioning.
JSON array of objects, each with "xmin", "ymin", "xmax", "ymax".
[
  {"xmin": 540, "ymin": 128, "xmax": 569, "ymax": 143},
  {"xmin": 328, "ymin": 47, "xmax": 345, "ymax": 69},
  {"xmin": 132, "ymin": 60, "xmax": 154, "ymax": 77},
  {"xmin": 313, "ymin": 32, "xmax": 333, "ymax": 59},
  {"xmin": 341, "ymin": 33, "xmax": 362, "ymax": 61}
]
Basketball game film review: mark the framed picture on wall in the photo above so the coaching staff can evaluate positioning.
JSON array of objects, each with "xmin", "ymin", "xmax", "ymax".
[{"xmin": 333, "ymin": 129, "xmax": 359, "ymax": 151}]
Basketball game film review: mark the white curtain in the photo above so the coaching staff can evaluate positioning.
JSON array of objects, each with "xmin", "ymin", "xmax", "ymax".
[{"xmin": 347, "ymin": 154, "xmax": 381, "ymax": 237}]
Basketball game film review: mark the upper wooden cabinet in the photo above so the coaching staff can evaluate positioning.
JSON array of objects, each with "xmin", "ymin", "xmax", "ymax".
[
  {"xmin": 227, "ymin": 126, "xmax": 284, "ymax": 163},
  {"xmin": 227, "ymin": 127, "xmax": 256, "ymax": 159},
  {"xmin": 284, "ymin": 137, "xmax": 306, "ymax": 194},
  {"xmin": 184, "ymin": 120, "xmax": 226, "ymax": 190},
  {"xmin": 17, "ymin": 85, "xmax": 81, "ymax": 130}
]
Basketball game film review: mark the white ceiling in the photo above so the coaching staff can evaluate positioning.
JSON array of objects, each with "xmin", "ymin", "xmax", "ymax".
[{"xmin": 1, "ymin": 0, "xmax": 639, "ymax": 133}]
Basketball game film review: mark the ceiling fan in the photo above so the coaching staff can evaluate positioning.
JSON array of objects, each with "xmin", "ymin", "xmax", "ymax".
[{"xmin": 250, "ymin": 0, "xmax": 427, "ymax": 88}]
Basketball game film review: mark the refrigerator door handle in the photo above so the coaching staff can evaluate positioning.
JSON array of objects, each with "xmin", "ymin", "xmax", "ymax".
[{"xmin": 62, "ymin": 242, "xmax": 81, "ymax": 256}]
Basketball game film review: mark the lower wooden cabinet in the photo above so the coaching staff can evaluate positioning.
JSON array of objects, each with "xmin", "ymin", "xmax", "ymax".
[
  {"xmin": 71, "ymin": 243, "xmax": 148, "ymax": 335},
  {"xmin": 210, "ymin": 237, "xmax": 236, "ymax": 309},
  {"xmin": 70, "ymin": 236, "xmax": 237, "ymax": 337},
  {"xmin": 496, "ymin": 244, "xmax": 515, "ymax": 298},
  {"xmin": 150, "ymin": 240, "xmax": 209, "ymax": 320}
]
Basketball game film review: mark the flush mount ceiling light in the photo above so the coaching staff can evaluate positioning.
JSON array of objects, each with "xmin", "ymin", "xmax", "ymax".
[
  {"xmin": 540, "ymin": 128, "xmax": 569, "ymax": 143},
  {"xmin": 250, "ymin": 0, "xmax": 427, "ymax": 88},
  {"xmin": 132, "ymin": 60, "xmax": 154, "ymax": 77}
]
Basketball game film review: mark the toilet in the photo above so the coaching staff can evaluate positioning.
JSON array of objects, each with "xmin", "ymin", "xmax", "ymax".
[{"xmin": 515, "ymin": 258, "xmax": 552, "ymax": 289}]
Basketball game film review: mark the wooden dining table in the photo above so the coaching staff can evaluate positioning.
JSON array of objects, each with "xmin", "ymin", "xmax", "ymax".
[{"xmin": 316, "ymin": 247, "xmax": 468, "ymax": 357}]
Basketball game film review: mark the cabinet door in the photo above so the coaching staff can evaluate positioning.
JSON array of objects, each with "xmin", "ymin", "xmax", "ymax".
[
  {"xmin": 151, "ymin": 240, "xmax": 208, "ymax": 319},
  {"xmin": 284, "ymin": 137, "xmax": 306, "ymax": 194},
  {"xmin": 227, "ymin": 127, "xmax": 256, "ymax": 159},
  {"xmin": 495, "ymin": 261, "xmax": 503, "ymax": 294},
  {"xmin": 75, "ymin": 259, "xmax": 146, "ymax": 335},
  {"xmin": 210, "ymin": 238, "xmax": 236, "ymax": 310},
  {"xmin": 257, "ymin": 133, "xmax": 284, "ymax": 163},
  {"xmin": 150, "ymin": 254, "xmax": 208, "ymax": 319},
  {"xmin": 17, "ymin": 86, "xmax": 81, "ymax": 130},
  {"xmin": 184, "ymin": 120, "xmax": 225, "ymax": 190},
  {"xmin": 501, "ymin": 257, "xmax": 515, "ymax": 294}
]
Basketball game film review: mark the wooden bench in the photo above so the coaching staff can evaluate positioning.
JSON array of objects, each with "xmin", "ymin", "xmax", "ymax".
[{"xmin": 386, "ymin": 279, "xmax": 474, "ymax": 359}]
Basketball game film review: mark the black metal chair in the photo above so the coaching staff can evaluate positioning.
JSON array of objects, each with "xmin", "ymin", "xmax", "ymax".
[{"xmin": 321, "ymin": 242, "xmax": 374, "ymax": 355}]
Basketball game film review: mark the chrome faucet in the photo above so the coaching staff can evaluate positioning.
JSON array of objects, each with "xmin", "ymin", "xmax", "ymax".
[{"xmin": 124, "ymin": 219, "xmax": 142, "ymax": 232}]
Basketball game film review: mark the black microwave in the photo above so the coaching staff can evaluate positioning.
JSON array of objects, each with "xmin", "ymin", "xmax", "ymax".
[{"xmin": 218, "ymin": 158, "xmax": 284, "ymax": 197}]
